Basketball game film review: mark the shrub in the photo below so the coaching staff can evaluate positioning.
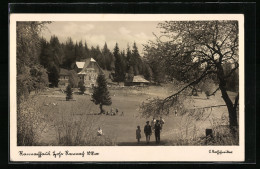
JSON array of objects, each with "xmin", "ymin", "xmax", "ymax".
[
  {"xmin": 53, "ymin": 111, "xmax": 116, "ymax": 146},
  {"xmin": 200, "ymin": 78, "xmax": 216, "ymax": 97},
  {"xmin": 69, "ymin": 70, "xmax": 79, "ymax": 88},
  {"xmin": 65, "ymin": 84, "xmax": 73, "ymax": 100},
  {"xmin": 78, "ymin": 81, "xmax": 86, "ymax": 94},
  {"xmin": 167, "ymin": 113, "xmax": 239, "ymax": 146},
  {"xmin": 17, "ymin": 96, "xmax": 43, "ymax": 146}
]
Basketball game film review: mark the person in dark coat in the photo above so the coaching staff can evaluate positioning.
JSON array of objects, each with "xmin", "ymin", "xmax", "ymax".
[
  {"xmin": 154, "ymin": 120, "xmax": 161, "ymax": 144},
  {"xmin": 144, "ymin": 121, "xmax": 152, "ymax": 144},
  {"xmin": 136, "ymin": 126, "xmax": 141, "ymax": 143}
]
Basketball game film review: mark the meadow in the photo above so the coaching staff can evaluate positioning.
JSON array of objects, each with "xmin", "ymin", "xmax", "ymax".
[{"xmin": 31, "ymin": 84, "xmax": 238, "ymax": 146}]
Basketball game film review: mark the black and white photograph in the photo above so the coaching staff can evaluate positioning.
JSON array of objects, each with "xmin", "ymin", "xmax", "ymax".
[{"xmin": 9, "ymin": 14, "xmax": 244, "ymax": 162}]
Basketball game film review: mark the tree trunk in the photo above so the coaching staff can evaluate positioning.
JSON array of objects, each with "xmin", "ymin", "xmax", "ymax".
[
  {"xmin": 217, "ymin": 64, "xmax": 238, "ymax": 129},
  {"xmin": 219, "ymin": 86, "xmax": 238, "ymax": 127},
  {"xmin": 99, "ymin": 104, "xmax": 103, "ymax": 114}
]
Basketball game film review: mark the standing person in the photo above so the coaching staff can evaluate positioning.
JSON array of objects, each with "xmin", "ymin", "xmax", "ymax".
[
  {"xmin": 175, "ymin": 110, "xmax": 178, "ymax": 116},
  {"xmin": 154, "ymin": 120, "xmax": 161, "ymax": 144},
  {"xmin": 151, "ymin": 117, "xmax": 156, "ymax": 133},
  {"xmin": 159, "ymin": 116, "xmax": 165, "ymax": 130},
  {"xmin": 144, "ymin": 121, "xmax": 152, "ymax": 144},
  {"xmin": 136, "ymin": 126, "xmax": 141, "ymax": 143}
]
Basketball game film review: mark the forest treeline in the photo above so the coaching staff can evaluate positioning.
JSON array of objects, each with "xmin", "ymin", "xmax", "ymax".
[
  {"xmin": 39, "ymin": 36, "xmax": 154, "ymax": 87},
  {"xmin": 16, "ymin": 21, "xmax": 238, "ymax": 105},
  {"xmin": 17, "ymin": 22, "xmax": 154, "ymax": 103}
]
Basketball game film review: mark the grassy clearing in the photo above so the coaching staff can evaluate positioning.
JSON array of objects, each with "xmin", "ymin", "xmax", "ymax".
[{"xmin": 26, "ymin": 85, "xmax": 238, "ymax": 146}]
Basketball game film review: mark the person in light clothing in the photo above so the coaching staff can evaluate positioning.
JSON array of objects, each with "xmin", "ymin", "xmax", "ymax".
[
  {"xmin": 97, "ymin": 127, "xmax": 103, "ymax": 136},
  {"xmin": 159, "ymin": 116, "xmax": 165, "ymax": 130},
  {"xmin": 151, "ymin": 117, "xmax": 156, "ymax": 132}
]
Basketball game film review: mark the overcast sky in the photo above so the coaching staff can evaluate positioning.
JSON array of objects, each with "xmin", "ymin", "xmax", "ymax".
[{"xmin": 41, "ymin": 21, "xmax": 162, "ymax": 55}]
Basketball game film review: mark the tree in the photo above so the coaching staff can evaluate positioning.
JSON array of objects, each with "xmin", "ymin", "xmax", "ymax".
[
  {"xmin": 142, "ymin": 21, "xmax": 239, "ymax": 131},
  {"xmin": 78, "ymin": 81, "xmax": 86, "ymax": 94},
  {"xmin": 126, "ymin": 44, "xmax": 132, "ymax": 72},
  {"xmin": 91, "ymin": 74, "xmax": 112, "ymax": 114},
  {"xmin": 17, "ymin": 22, "xmax": 50, "ymax": 103},
  {"xmin": 49, "ymin": 35, "xmax": 63, "ymax": 66},
  {"xmin": 62, "ymin": 37, "xmax": 76, "ymax": 69},
  {"xmin": 131, "ymin": 42, "xmax": 143, "ymax": 75},
  {"xmin": 66, "ymin": 84, "xmax": 73, "ymax": 100},
  {"xmin": 102, "ymin": 43, "xmax": 114, "ymax": 70},
  {"xmin": 48, "ymin": 65, "xmax": 59, "ymax": 87},
  {"xmin": 68, "ymin": 70, "xmax": 79, "ymax": 88},
  {"xmin": 223, "ymin": 62, "xmax": 239, "ymax": 92},
  {"xmin": 127, "ymin": 66, "xmax": 134, "ymax": 81},
  {"xmin": 84, "ymin": 41, "xmax": 90, "ymax": 59},
  {"xmin": 143, "ymin": 63, "xmax": 153, "ymax": 81},
  {"xmin": 113, "ymin": 43, "xmax": 125, "ymax": 82}
]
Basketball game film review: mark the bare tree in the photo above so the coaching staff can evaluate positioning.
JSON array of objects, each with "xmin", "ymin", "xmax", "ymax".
[{"xmin": 142, "ymin": 21, "xmax": 239, "ymax": 131}]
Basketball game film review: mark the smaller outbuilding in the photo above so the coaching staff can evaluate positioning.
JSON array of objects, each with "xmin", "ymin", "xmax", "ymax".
[
  {"xmin": 124, "ymin": 75, "xmax": 150, "ymax": 86},
  {"xmin": 58, "ymin": 68, "xmax": 70, "ymax": 87}
]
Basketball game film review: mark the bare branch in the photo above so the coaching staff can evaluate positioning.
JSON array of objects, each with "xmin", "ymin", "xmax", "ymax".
[
  {"xmin": 189, "ymin": 104, "xmax": 227, "ymax": 110},
  {"xmin": 208, "ymin": 87, "xmax": 220, "ymax": 96},
  {"xmin": 164, "ymin": 66, "xmax": 216, "ymax": 103},
  {"xmin": 224, "ymin": 62, "xmax": 239, "ymax": 79}
]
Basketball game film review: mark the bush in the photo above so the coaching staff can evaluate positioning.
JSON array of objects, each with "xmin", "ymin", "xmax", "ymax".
[
  {"xmin": 200, "ymin": 78, "xmax": 216, "ymax": 97},
  {"xmin": 53, "ymin": 111, "xmax": 116, "ymax": 146},
  {"xmin": 69, "ymin": 70, "xmax": 79, "ymax": 88},
  {"xmin": 166, "ymin": 113, "xmax": 239, "ymax": 146},
  {"xmin": 17, "ymin": 96, "xmax": 43, "ymax": 146},
  {"xmin": 78, "ymin": 81, "xmax": 86, "ymax": 94},
  {"xmin": 66, "ymin": 84, "xmax": 73, "ymax": 100}
]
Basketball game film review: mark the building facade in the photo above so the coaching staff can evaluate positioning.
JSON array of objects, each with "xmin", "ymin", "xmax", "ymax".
[
  {"xmin": 58, "ymin": 68, "xmax": 70, "ymax": 87},
  {"xmin": 77, "ymin": 58, "xmax": 103, "ymax": 87}
]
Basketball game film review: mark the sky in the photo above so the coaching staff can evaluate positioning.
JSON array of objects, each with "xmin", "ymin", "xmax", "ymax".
[{"xmin": 41, "ymin": 21, "xmax": 162, "ymax": 55}]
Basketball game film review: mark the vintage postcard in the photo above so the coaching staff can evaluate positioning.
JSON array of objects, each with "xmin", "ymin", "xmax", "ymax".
[{"xmin": 9, "ymin": 14, "xmax": 244, "ymax": 162}]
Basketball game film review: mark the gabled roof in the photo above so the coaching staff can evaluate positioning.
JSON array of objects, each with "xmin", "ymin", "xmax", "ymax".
[
  {"xmin": 60, "ymin": 68, "xmax": 70, "ymax": 76},
  {"xmin": 78, "ymin": 58, "xmax": 103, "ymax": 75},
  {"xmin": 75, "ymin": 62, "xmax": 85, "ymax": 69},
  {"xmin": 132, "ymin": 75, "xmax": 150, "ymax": 83}
]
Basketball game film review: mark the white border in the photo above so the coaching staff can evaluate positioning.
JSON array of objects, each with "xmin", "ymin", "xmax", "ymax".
[{"xmin": 10, "ymin": 14, "xmax": 244, "ymax": 162}]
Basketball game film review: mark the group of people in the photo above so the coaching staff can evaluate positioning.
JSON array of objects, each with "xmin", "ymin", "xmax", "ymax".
[
  {"xmin": 136, "ymin": 117, "xmax": 165, "ymax": 144},
  {"xmin": 103, "ymin": 108, "xmax": 124, "ymax": 116}
]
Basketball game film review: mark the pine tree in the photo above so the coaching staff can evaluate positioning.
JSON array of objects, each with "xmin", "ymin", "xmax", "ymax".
[
  {"xmin": 48, "ymin": 65, "xmax": 59, "ymax": 87},
  {"xmin": 84, "ymin": 41, "xmax": 90, "ymax": 59},
  {"xmin": 131, "ymin": 42, "xmax": 142, "ymax": 75},
  {"xmin": 102, "ymin": 42, "xmax": 113, "ymax": 70},
  {"xmin": 66, "ymin": 84, "xmax": 73, "ymax": 100},
  {"xmin": 78, "ymin": 81, "xmax": 86, "ymax": 94},
  {"xmin": 91, "ymin": 74, "xmax": 112, "ymax": 114},
  {"xmin": 126, "ymin": 44, "xmax": 132, "ymax": 72},
  {"xmin": 113, "ymin": 43, "xmax": 125, "ymax": 82}
]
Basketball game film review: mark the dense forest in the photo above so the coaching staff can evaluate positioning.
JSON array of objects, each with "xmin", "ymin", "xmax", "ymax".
[
  {"xmin": 17, "ymin": 21, "xmax": 238, "ymax": 105},
  {"xmin": 39, "ymin": 35, "xmax": 154, "ymax": 86}
]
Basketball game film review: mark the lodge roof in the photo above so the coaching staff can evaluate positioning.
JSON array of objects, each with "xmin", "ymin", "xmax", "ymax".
[
  {"xmin": 132, "ymin": 75, "xmax": 150, "ymax": 83},
  {"xmin": 78, "ymin": 58, "xmax": 103, "ymax": 75},
  {"xmin": 75, "ymin": 62, "xmax": 85, "ymax": 69},
  {"xmin": 59, "ymin": 68, "xmax": 70, "ymax": 76}
]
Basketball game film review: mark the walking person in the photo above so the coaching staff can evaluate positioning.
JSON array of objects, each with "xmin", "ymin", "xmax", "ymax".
[
  {"xmin": 151, "ymin": 117, "xmax": 156, "ymax": 133},
  {"xmin": 144, "ymin": 121, "xmax": 152, "ymax": 144},
  {"xmin": 159, "ymin": 116, "xmax": 165, "ymax": 130},
  {"xmin": 136, "ymin": 126, "xmax": 141, "ymax": 143},
  {"xmin": 154, "ymin": 120, "xmax": 161, "ymax": 144}
]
